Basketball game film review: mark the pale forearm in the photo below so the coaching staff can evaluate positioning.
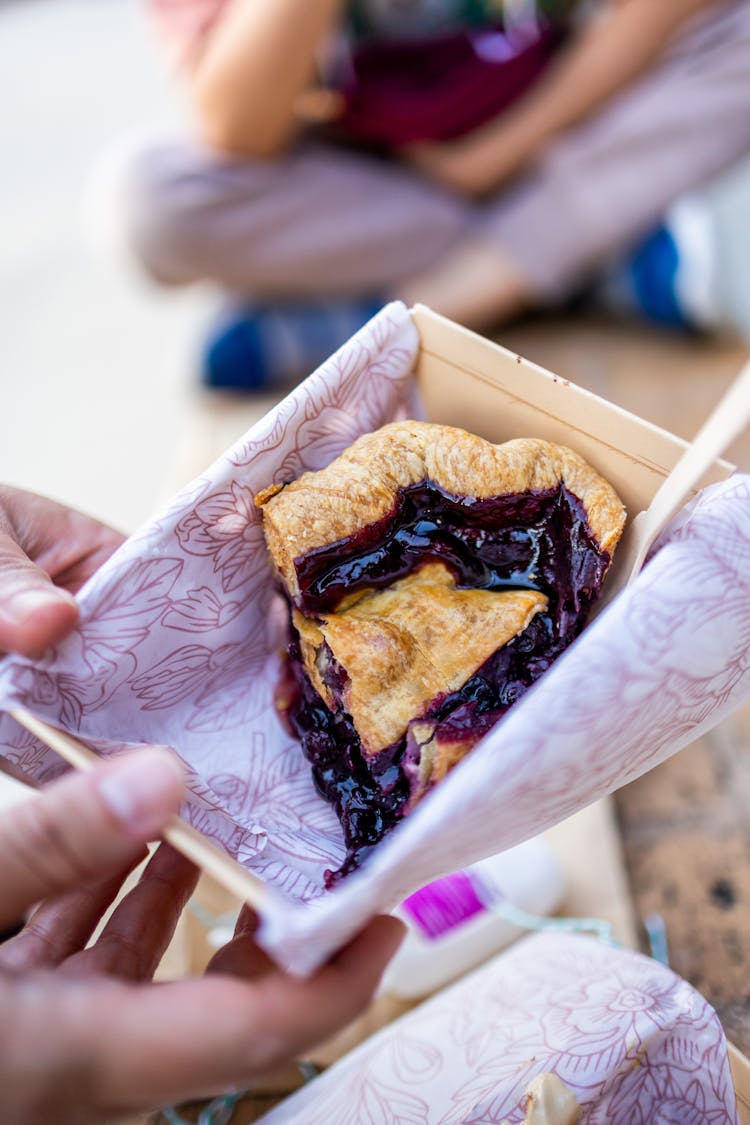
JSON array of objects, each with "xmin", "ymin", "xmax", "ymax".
[
  {"xmin": 190, "ymin": 0, "xmax": 345, "ymax": 158},
  {"xmin": 461, "ymin": 0, "xmax": 724, "ymax": 191},
  {"xmin": 493, "ymin": 0, "xmax": 722, "ymax": 168}
]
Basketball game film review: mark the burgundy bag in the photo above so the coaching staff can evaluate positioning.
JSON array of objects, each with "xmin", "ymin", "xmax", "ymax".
[{"xmin": 333, "ymin": 24, "xmax": 564, "ymax": 148}]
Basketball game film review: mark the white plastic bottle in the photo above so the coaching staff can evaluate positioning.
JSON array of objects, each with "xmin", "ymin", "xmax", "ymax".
[{"xmin": 381, "ymin": 835, "xmax": 565, "ymax": 999}]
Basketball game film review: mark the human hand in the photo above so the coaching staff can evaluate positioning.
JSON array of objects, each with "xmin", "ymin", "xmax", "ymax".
[
  {"xmin": 404, "ymin": 116, "xmax": 536, "ymax": 199},
  {"xmin": 0, "ymin": 750, "xmax": 405, "ymax": 1124},
  {"xmin": 0, "ymin": 485, "xmax": 124, "ymax": 658}
]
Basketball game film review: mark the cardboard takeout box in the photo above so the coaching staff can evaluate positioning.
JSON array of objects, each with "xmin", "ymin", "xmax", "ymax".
[
  {"xmin": 0, "ymin": 302, "xmax": 746, "ymax": 979},
  {"xmin": 411, "ymin": 303, "xmax": 733, "ymax": 582}
]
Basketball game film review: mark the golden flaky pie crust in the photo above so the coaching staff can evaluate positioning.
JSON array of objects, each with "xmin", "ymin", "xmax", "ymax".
[
  {"xmin": 255, "ymin": 421, "xmax": 626, "ymax": 603},
  {"xmin": 257, "ymin": 421, "xmax": 626, "ymax": 781},
  {"xmin": 293, "ymin": 563, "xmax": 547, "ymax": 755}
]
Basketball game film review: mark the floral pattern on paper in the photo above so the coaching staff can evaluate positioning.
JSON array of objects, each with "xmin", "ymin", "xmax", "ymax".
[
  {"xmin": 258, "ymin": 935, "xmax": 738, "ymax": 1124},
  {"xmin": 0, "ymin": 304, "xmax": 418, "ymax": 902},
  {"xmin": 540, "ymin": 974, "xmax": 686, "ymax": 1073},
  {"xmin": 5, "ymin": 556, "xmax": 185, "ymax": 726},
  {"xmin": 1, "ymin": 301, "xmax": 750, "ymax": 994},
  {"xmin": 228, "ymin": 393, "xmax": 301, "ymax": 470},
  {"xmin": 175, "ymin": 481, "xmax": 268, "ymax": 594},
  {"xmin": 163, "ymin": 586, "xmax": 244, "ymax": 633}
]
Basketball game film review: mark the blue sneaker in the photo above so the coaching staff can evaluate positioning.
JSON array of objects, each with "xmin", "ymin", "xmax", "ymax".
[
  {"xmin": 202, "ymin": 297, "xmax": 385, "ymax": 392},
  {"xmin": 594, "ymin": 197, "xmax": 720, "ymax": 333}
]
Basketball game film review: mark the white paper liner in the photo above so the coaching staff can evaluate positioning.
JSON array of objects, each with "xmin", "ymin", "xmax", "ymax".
[
  {"xmin": 257, "ymin": 933, "xmax": 739, "ymax": 1124},
  {"xmin": 1, "ymin": 302, "xmax": 750, "ymax": 973}
]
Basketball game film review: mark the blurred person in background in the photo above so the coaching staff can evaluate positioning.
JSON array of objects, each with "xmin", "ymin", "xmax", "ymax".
[
  {"xmin": 110, "ymin": 0, "xmax": 750, "ymax": 391},
  {"xmin": 0, "ymin": 485, "xmax": 404, "ymax": 1124}
]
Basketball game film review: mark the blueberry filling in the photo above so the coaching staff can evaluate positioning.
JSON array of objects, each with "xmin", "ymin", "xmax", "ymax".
[{"xmin": 280, "ymin": 479, "xmax": 610, "ymax": 883}]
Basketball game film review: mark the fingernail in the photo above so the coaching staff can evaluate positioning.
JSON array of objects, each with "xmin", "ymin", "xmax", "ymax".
[
  {"xmin": 97, "ymin": 750, "xmax": 185, "ymax": 837},
  {"xmin": 7, "ymin": 587, "xmax": 78, "ymax": 620}
]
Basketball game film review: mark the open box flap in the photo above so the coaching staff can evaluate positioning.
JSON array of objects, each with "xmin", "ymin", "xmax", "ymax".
[{"xmin": 0, "ymin": 302, "xmax": 747, "ymax": 974}]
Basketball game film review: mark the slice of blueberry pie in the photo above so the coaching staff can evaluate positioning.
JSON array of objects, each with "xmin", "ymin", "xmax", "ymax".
[{"xmin": 256, "ymin": 421, "xmax": 626, "ymax": 882}]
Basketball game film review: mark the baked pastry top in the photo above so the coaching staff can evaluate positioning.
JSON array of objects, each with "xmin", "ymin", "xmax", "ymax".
[
  {"xmin": 256, "ymin": 421, "xmax": 626, "ymax": 881},
  {"xmin": 256, "ymin": 421, "xmax": 624, "ymax": 611},
  {"xmin": 294, "ymin": 563, "xmax": 547, "ymax": 755}
]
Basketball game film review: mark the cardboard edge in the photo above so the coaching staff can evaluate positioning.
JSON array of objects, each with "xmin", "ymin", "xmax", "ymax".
[
  {"xmin": 112, "ymin": 304, "xmax": 740, "ymax": 970},
  {"xmin": 202, "ymin": 305, "xmax": 738, "ymax": 929},
  {"xmin": 409, "ymin": 303, "xmax": 734, "ymax": 490},
  {"xmin": 730, "ymin": 1042, "xmax": 750, "ymax": 1125}
]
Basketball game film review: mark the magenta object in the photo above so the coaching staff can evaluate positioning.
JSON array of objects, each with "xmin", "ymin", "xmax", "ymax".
[
  {"xmin": 333, "ymin": 25, "xmax": 564, "ymax": 147},
  {"xmin": 401, "ymin": 869, "xmax": 487, "ymax": 939}
]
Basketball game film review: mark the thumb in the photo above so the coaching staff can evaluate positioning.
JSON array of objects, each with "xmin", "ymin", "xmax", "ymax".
[
  {"xmin": 0, "ymin": 749, "xmax": 185, "ymax": 930},
  {"xmin": 0, "ymin": 528, "xmax": 79, "ymax": 657}
]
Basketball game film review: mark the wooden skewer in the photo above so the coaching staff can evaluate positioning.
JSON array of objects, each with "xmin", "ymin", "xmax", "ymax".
[
  {"xmin": 601, "ymin": 356, "xmax": 750, "ymax": 607},
  {"xmin": 9, "ymin": 708, "xmax": 269, "ymax": 911}
]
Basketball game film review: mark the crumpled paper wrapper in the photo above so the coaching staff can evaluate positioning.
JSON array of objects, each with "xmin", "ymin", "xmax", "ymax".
[
  {"xmin": 1, "ymin": 302, "xmax": 750, "ymax": 973},
  {"xmin": 257, "ymin": 933, "xmax": 740, "ymax": 1124}
]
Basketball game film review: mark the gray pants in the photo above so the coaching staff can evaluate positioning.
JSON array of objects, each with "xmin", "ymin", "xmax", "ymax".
[{"xmin": 118, "ymin": 0, "xmax": 750, "ymax": 302}]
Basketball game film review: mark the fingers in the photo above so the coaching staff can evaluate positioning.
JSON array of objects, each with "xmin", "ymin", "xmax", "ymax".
[
  {"xmin": 245, "ymin": 915, "xmax": 406, "ymax": 1060},
  {"xmin": 0, "ymin": 526, "xmax": 79, "ymax": 657},
  {"xmin": 0, "ymin": 844, "xmax": 196, "ymax": 978},
  {"xmin": 206, "ymin": 930, "xmax": 271, "ymax": 981},
  {"xmin": 0, "ymin": 749, "xmax": 185, "ymax": 931},
  {"xmin": 205, "ymin": 905, "xmax": 268, "ymax": 980},
  {"xmin": 0, "ymin": 484, "xmax": 124, "ymax": 656},
  {"xmin": 233, "ymin": 904, "xmax": 257, "ymax": 938},
  {"xmin": 0, "ymin": 857, "xmax": 144, "ymax": 973},
  {"xmin": 62, "ymin": 844, "xmax": 199, "ymax": 981},
  {"xmin": 75, "ymin": 915, "xmax": 406, "ymax": 1111}
]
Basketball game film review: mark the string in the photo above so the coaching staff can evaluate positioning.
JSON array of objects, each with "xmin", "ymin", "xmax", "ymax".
[
  {"xmin": 471, "ymin": 875, "xmax": 620, "ymax": 947},
  {"xmin": 162, "ymin": 1092, "xmax": 241, "ymax": 1125},
  {"xmin": 479, "ymin": 884, "xmax": 672, "ymax": 966},
  {"xmin": 161, "ymin": 1061, "xmax": 319, "ymax": 1124},
  {"xmin": 643, "ymin": 912, "xmax": 670, "ymax": 965}
]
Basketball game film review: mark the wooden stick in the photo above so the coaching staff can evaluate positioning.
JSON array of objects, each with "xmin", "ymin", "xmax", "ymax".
[
  {"xmin": 626, "ymin": 357, "xmax": 750, "ymax": 583},
  {"xmin": 9, "ymin": 708, "xmax": 269, "ymax": 910},
  {"xmin": 600, "ymin": 356, "xmax": 750, "ymax": 607}
]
